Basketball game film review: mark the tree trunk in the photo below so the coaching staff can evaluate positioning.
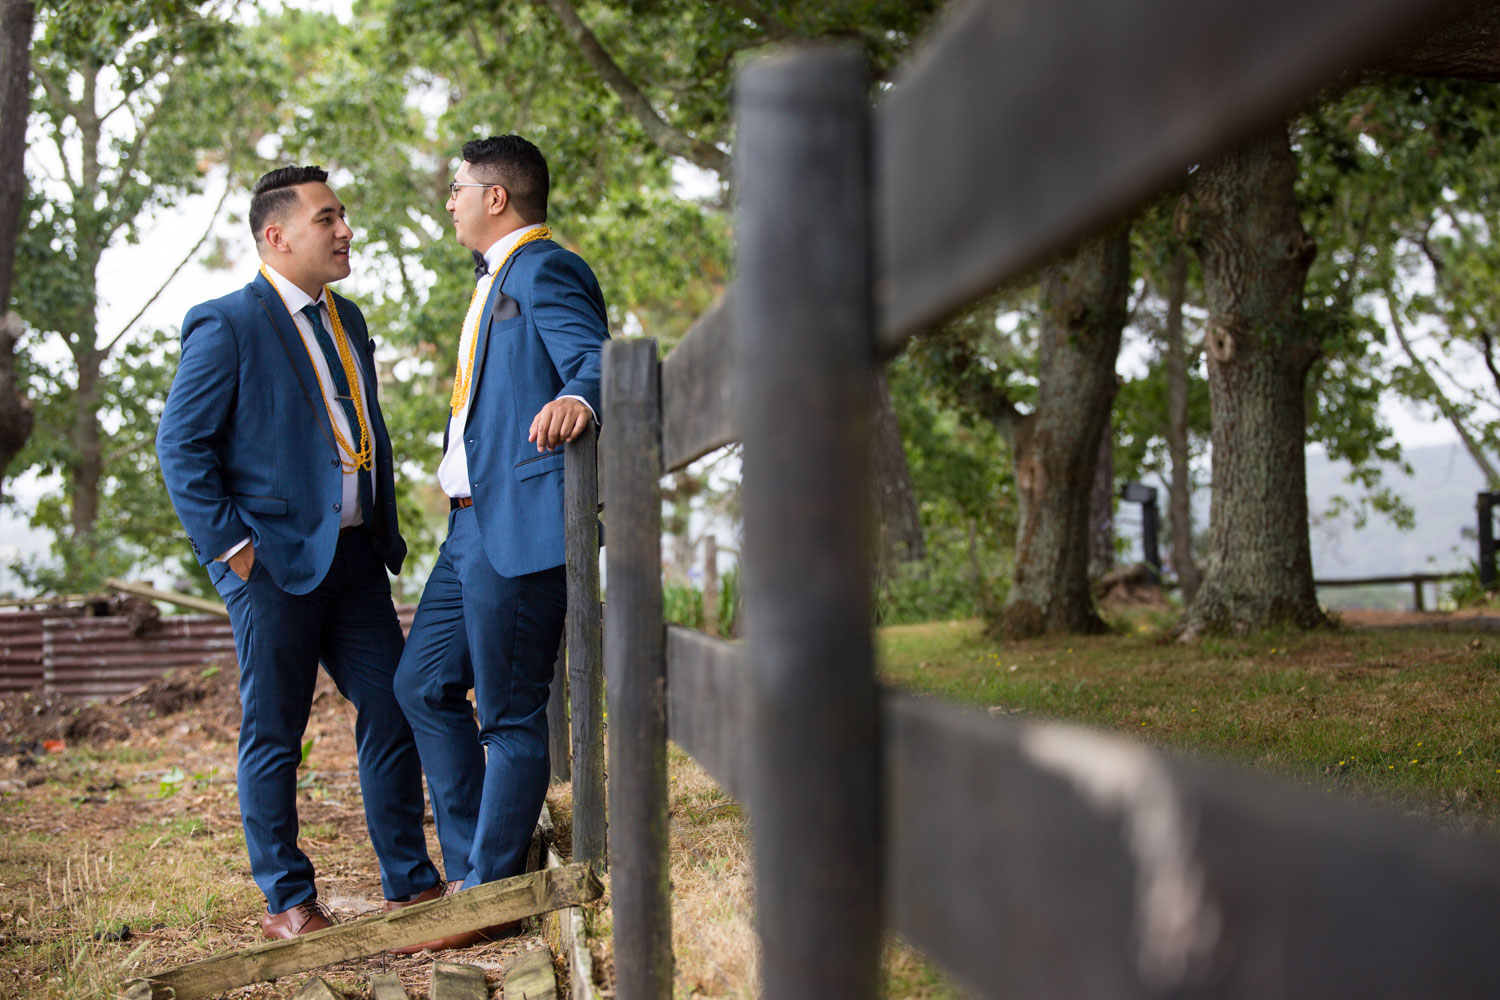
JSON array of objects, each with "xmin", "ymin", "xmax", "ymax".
[
  {"xmin": 0, "ymin": 0, "xmax": 34, "ymax": 503},
  {"xmin": 870, "ymin": 370, "xmax": 924, "ymax": 574},
  {"xmin": 1374, "ymin": 1, "xmax": 1500, "ymax": 81},
  {"xmin": 1163, "ymin": 247, "xmax": 1202, "ymax": 607},
  {"xmin": 1087, "ymin": 419, "xmax": 1114, "ymax": 580},
  {"xmin": 1180, "ymin": 125, "xmax": 1327, "ymax": 639},
  {"xmin": 70, "ymin": 339, "xmax": 102, "ymax": 545},
  {"xmin": 997, "ymin": 225, "xmax": 1129, "ymax": 639}
]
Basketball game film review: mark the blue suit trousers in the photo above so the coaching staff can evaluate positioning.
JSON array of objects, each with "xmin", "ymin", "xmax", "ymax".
[
  {"xmin": 394, "ymin": 506, "xmax": 566, "ymax": 887},
  {"xmin": 215, "ymin": 528, "xmax": 440, "ymax": 912}
]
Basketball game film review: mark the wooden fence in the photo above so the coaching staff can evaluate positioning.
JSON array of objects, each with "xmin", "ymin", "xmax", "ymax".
[{"xmin": 566, "ymin": 0, "xmax": 1500, "ymax": 997}]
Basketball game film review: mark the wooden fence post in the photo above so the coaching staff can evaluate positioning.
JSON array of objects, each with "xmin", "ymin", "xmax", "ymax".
[
  {"xmin": 547, "ymin": 638, "xmax": 569, "ymax": 783},
  {"xmin": 735, "ymin": 45, "xmax": 881, "ymax": 999},
  {"xmin": 702, "ymin": 535, "xmax": 718, "ymax": 635},
  {"xmin": 602, "ymin": 339, "xmax": 671, "ymax": 997},
  {"xmin": 565, "ymin": 425, "xmax": 605, "ymax": 861}
]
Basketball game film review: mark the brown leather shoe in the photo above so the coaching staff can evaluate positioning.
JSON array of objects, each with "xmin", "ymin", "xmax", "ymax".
[
  {"xmin": 381, "ymin": 883, "xmax": 447, "ymax": 912},
  {"xmin": 388, "ymin": 919, "xmax": 520, "ymax": 955},
  {"xmin": 261, "ymin": 900, "xmax": 335, "ymax": 939}
]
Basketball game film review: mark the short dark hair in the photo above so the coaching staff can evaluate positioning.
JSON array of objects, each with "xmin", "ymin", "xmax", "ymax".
[
  {"xmin": 462, "ymin": 135, "xmax": 549, "ymax": 223},
  {"xmin": 249, "ymin": 165, "xmax": 329, "ymax": 245}
]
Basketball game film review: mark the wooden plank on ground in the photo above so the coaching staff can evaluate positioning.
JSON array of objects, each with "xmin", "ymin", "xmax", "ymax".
[
  {"xmin": 884, "ymin": 693, "xmax": 1500, "ymax": 998},
  {"xmin": 873, "ymin": 0, "xmax": 1462, "ymax": 354},
  {"xmin": 368, "ymin": 971, "xmax": 409, "ymax": 1000},
  {"xmin": 502, "ymin": 949, "xmax": 556, "ymax": 999},
  {"xmin": 661, "ymin": 293, "xmax": 735, "ymax": 472},
  {"xmin": 292, "ymin": 977, "xmax": 346, "ymax": 1000},
  {"xmin": 121, "ymin": 864, "xmax": 602, "ymax": 1000},
  {"xmin": 665, "ymin": 626, "xmax": 749, "ymax": 802},
  {"xmin": 104, "ymin": 577, "xmax": 229, "ymax": 618},
  {"xmin": 431, "ymin": 961, "xmax": 488, "ymax": 1000}
]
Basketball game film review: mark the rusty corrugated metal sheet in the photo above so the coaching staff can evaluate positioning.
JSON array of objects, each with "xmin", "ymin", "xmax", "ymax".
[
  {"xmin": 0, "ymin": 606, "xmax": 89, "ymax": 694},
  {"xmin": 42, "ymin": 614, "xmax": 236, "ymax": 700}
]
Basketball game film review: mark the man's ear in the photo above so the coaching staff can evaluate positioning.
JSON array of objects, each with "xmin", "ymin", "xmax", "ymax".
[
  {"xmin": 488, "ymin": 185, "xmax": 510, "ymax": 218},
  {"xmin": 263, "ymin": 222, "xmax": 289, "ymax": 253}
]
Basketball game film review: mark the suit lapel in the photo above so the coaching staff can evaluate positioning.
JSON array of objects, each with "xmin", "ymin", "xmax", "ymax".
[
  {"xmin": 470, "ymin": 239, "xmax": 549, "ymax": 404},
  {"xmin": 252, "ymin": 273, "xmax": 339, "ymax": 448}
]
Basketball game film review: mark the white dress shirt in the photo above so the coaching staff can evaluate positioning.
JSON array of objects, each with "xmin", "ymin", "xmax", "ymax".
[
  {"xmin": 217, "ymin": 265, "xmax": 374, "ymax": 561},
  {"xmin": 437, "ymin": 225, "xmax": 595, "ymax": 499}
]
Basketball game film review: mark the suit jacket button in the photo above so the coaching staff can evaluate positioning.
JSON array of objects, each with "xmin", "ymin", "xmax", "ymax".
[
  {"xmin": 330, "ymin": 458, "xmax": 339, "ymax": 467},
  {"xmin": 333, "ymin": 503, "xmax": 341, "ymax": 512}
]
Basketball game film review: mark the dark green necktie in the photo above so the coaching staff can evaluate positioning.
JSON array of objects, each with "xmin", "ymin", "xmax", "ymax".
[{"xmin": 301, "ymin": 302, "xmax": 373, "ymax": 528}]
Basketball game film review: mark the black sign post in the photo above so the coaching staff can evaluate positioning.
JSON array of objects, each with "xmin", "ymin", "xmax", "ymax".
[
  {"xmin": 1479, "ymin": 492, "xmax": 1499, "ymax": 590},
  {"xmin": 1120, "ymin": 482, "xmax": 1161, "ymax": 580}
]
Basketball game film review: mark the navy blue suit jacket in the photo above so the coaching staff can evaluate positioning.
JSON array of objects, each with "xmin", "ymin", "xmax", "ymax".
[
  {"xmin": 156, "ymin": 273, "xmax": 406, "ymax": 595},
  {"xmin": 460, "ymin": 238, "xmax": 608, "ymax": 577}
]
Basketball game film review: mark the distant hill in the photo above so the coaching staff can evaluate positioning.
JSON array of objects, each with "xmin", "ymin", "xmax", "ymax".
[{"xmin": 1306, "ymin": 442, "xmax": 1484, "ymax": 579}]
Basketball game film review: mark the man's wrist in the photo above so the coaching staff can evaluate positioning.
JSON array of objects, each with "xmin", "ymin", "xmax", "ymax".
[{"xmin": 217, "ymin": 537, "xmax": 251, "ymax": 562}]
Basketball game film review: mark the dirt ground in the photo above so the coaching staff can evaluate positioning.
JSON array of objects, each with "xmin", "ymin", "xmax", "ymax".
[{"xmin": 0, "ymin": 660, "xmax": 572, "ymax": 999}]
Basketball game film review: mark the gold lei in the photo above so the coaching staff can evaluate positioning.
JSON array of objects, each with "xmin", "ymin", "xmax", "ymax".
[
  {"xmin": 259, "ymin": 264, "xmax": 373, "ymax": 472},
  {"xmin": 450, "ymin": 226, "xmax": 552, "ymax": 413}
]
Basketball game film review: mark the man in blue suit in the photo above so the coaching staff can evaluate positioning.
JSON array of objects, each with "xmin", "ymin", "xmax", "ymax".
[
  {"xmin": 392, "ymin": 135, "xmax": 608, "ymax": 952},
  {"xmin": 157, "ymin": 166, "xmax": 443, "ymax": 938}
]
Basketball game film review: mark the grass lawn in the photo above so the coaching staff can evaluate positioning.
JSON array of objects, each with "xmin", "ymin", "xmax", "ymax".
[{"xmin": 878, "ymin": 613, "xmax": 1500, "ymax": 834}]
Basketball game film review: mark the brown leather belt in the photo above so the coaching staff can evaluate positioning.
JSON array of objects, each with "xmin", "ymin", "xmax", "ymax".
[{"xmin": 451, "ymin": 496, "xmax": 474, "ymax": 510}]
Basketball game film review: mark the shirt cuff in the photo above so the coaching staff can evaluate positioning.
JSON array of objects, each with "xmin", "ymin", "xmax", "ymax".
[
  {"xmin": 216, "ymin": 538, "xmax": 251, "ymax": 562},
  {"xmin": 559, "ymin": 394, "xmax": 598, "ymax": 424}
]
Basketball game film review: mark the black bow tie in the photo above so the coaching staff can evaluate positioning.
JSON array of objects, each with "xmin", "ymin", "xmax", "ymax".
[{"xmin": 472, "ymin": 250, "xmax": 489, "ymax": 280}]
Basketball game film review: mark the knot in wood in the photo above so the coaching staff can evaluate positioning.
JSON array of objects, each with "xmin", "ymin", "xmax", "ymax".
[{"xmin": 1206, "ymin": 324, "xmax": 1237, "ymax": 363}]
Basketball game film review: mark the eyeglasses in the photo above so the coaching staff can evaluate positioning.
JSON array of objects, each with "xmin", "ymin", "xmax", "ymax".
[{"xmin": 449, "ymin": 182, "xmax": 498, "ymax": 197}]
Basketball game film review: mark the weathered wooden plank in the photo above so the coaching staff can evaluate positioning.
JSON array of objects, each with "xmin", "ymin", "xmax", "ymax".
[
  {"xmin": 564, "ymin": 426, "xmax": 605, "ymax": 865},
  {"xmin": 664, "ymin": 627, "xmax": 749, "ymax": 803},
  {"xmin": 601, "ymin": 337, "xmax": 672, "ymax": 997},
  {"xmin": 104, "ymin": 577, "xmax": 230, "ymax": 617},
  {"xmin": 368, "ymin": 971, "xmax": 409, "ymax": 1000},
  {"xmin": 884, "ymin": 693, "xmax": 1500, "ymax": 998},
  {"xmin": 291, "ymin": 977, "xmax": 346, "ymax": 1000},
  {"xmin": 121, "ymin": 864, "xmax": 602, "ymax": 1000},
  {"xmin": 542, "ymin": 846, "xmax": 596, "ymax": 1000},
  {"xmin": 502, "ymin": 949, "xmax": 556, "ymax": 999},
  {"xmin": 873, "ymin": 0, "xmax": 1462, "ymax": 354},
  {"xmin": 547, "ymin": 637, "xmax": 570, "ymax": 783},
  {"xmin": 736, "ymin": 47, "xmax": 882, "ymax": 1000},
  {"xmin": 661, "ymin": 294, "xmax": 735, "ymax": 473},
  {"xmin": 431, "ymin": 962, "xmax": 488, "ymax": 1000}
]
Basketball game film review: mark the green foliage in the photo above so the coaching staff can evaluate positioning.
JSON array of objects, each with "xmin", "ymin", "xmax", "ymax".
[
  {"xmin": 878, "ymin": 354, "xmax": 1014, "ymax": 623},
  {"xmin": 661, "ymin": 564, "xmax": 740, "ymax": 639}
]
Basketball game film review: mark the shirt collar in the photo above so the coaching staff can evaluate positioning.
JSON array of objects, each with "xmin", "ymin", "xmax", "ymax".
[
  {"xmin": 262, "ymin": 263, "xmax": 327, "ymax": 314},
  {"xmin": 480, "ymin": 224, "xmax": 546, "ymax": 282}
]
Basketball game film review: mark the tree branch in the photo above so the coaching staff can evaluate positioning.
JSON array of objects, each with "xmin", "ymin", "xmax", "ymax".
[
  {"xmin": 1386, "ymin": 286, "xmax": 1500, "ymax": 487},
  {"xmin": 535, "ymin": 0, "xmax": 731, "ymax": 176},
  {"xmin": 100, "ymin": 180, "xmax": 229, "ymax": 356},
  {"xmin": 108, "ymin": 67, "xmax": 180, "ymax": 216},
  {"xmin": 1479, "ymin": 326, "xmax": 1500, "ymax": 401}
]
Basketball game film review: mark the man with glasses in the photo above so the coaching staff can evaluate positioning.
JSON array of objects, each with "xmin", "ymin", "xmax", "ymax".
[
  {"xmin": 157, "ymin": 165, "xmax": 444, "ymax": 938},
  {"xmin": 392, "ymin": 134, "xmax": 609, "ymax": 952}
]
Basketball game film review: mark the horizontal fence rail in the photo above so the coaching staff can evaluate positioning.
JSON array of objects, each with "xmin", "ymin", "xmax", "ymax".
[
  {"xmin": 872, "ymin": 0, "xmax": 1463, "ymax": 354},
  {"xmin": 885, "ymin": 695, "xmax": 1500, "ymax": 998},
  {"xmin": 664, "ymin": 626, "xmax": 749, "ymax": 803},
  {"xmin": 659, "ymin": 647, "xmax": 1500, "ymax": 997},
  {"xmin": 661, "ymin": 295, "xmax": 736, "ymax": 473}
]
